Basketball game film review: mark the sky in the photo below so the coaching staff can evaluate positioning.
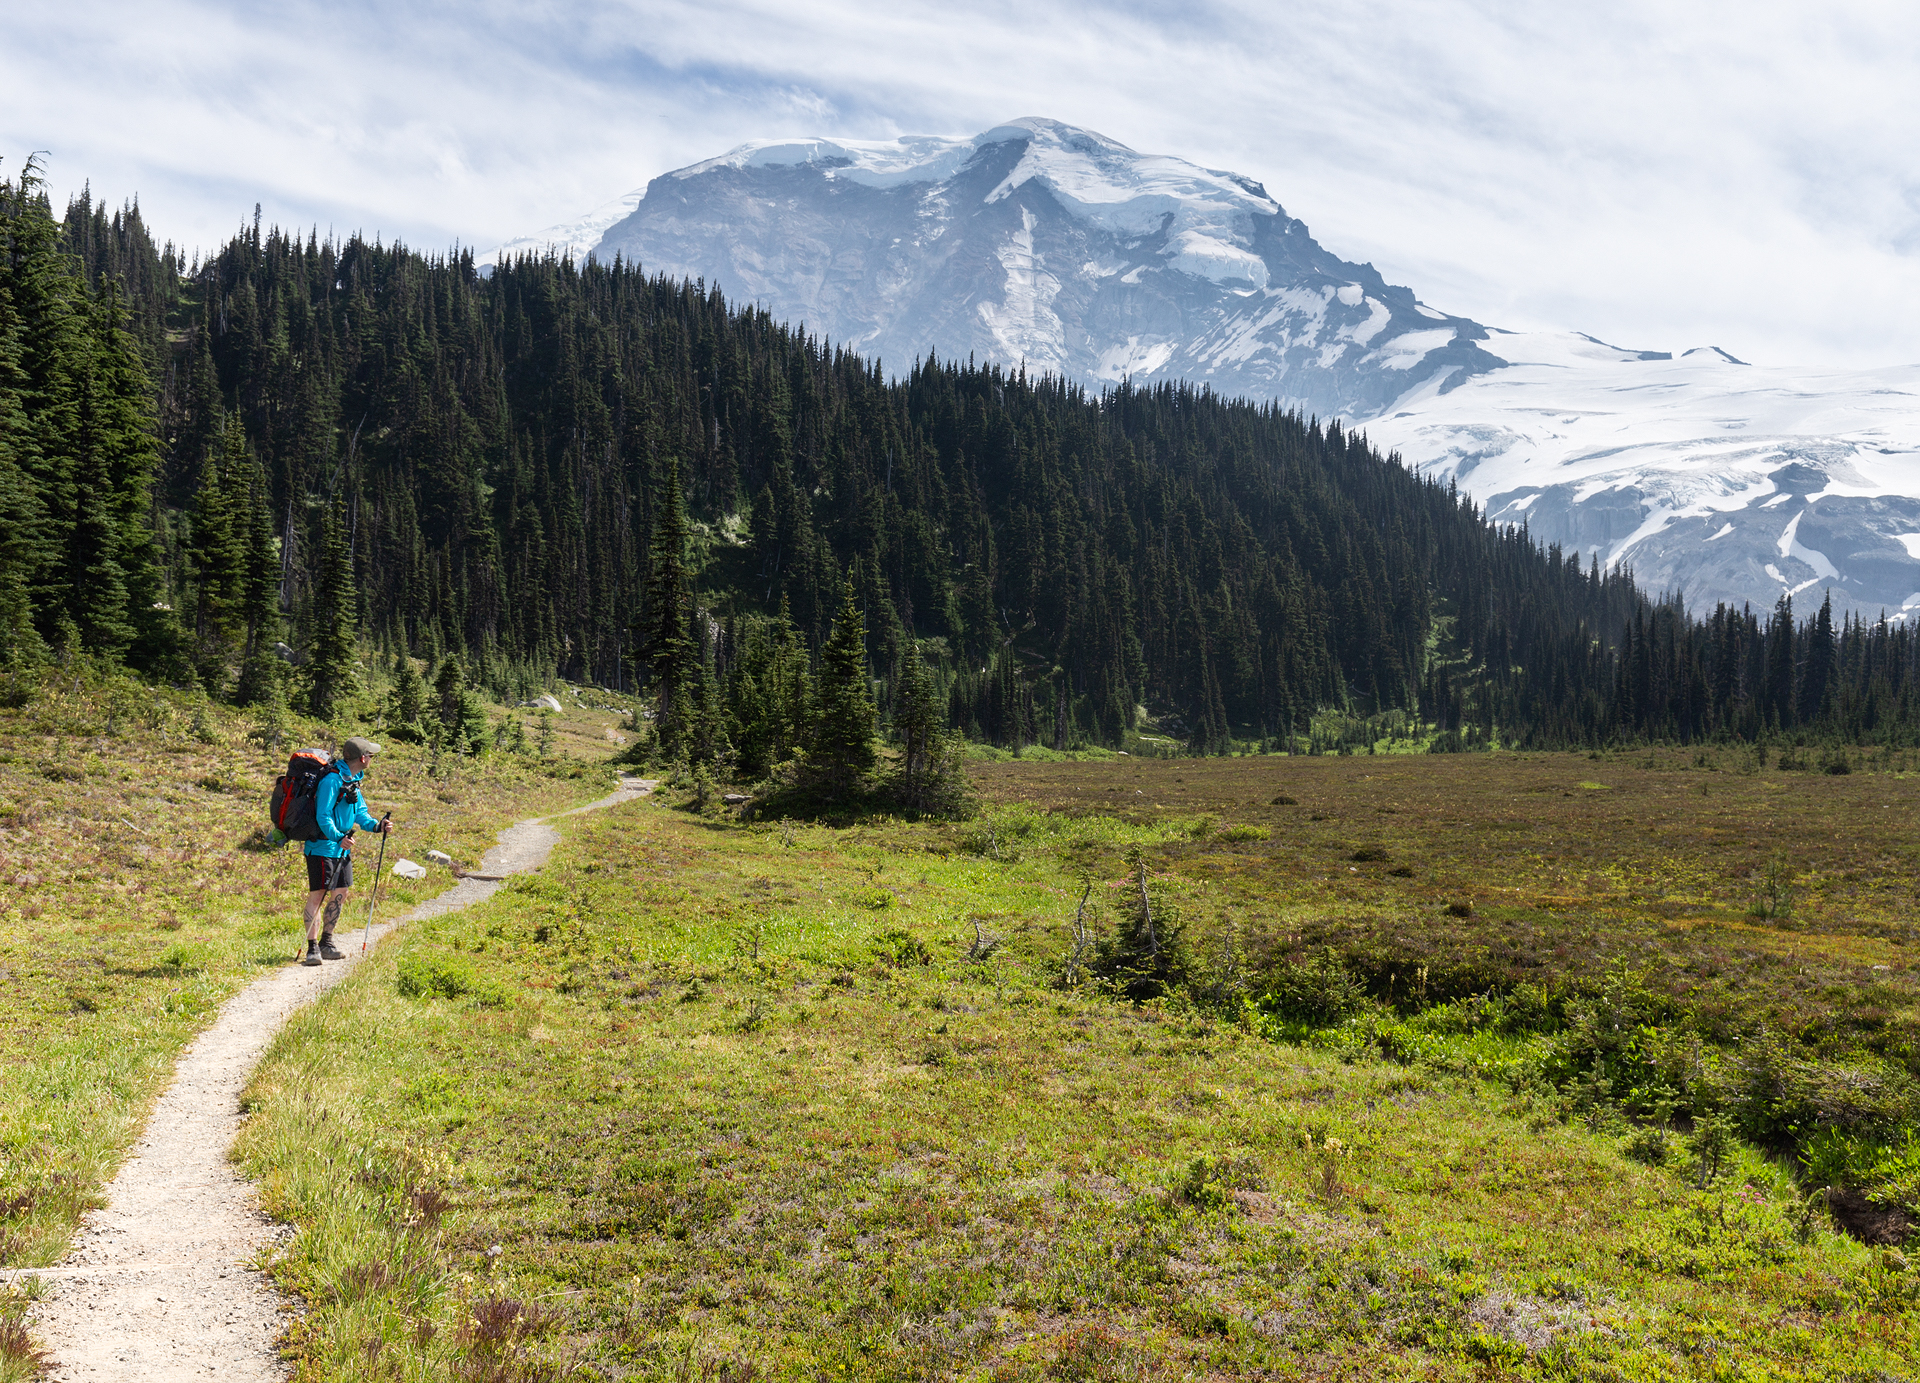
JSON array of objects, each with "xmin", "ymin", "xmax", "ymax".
[{"xmin": 6, "ymin": 0, "xmax": 1919, "ymax": 369}]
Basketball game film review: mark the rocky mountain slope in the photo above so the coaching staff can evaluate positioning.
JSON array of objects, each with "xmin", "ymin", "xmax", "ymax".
[{"xmin": 590, "ymin": 117, "xmax": 1506, "ymax": 420}]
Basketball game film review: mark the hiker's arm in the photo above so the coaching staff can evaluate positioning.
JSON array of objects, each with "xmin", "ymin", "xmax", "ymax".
[
  {"xmin": 354, "ymin": 798, "xmax": 381, "ymax": 833},
  {"xmin": 314, "ymin": 772, "xmax": 347, "ymax": 845}
]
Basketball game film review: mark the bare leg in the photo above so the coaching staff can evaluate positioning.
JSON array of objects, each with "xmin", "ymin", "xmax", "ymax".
[
  {"xmin": 304, "ymin": 888, "xmax": 354, "ymax": 940},
  {"xmin": 322, "ymin": 889, "xmax": 350, "ymax": 937}
]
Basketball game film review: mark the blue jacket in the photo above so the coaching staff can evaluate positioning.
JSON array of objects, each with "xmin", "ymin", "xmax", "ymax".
[{"xmin": 303, "ymin": 761, "xmax": 380, "ymax": 858}]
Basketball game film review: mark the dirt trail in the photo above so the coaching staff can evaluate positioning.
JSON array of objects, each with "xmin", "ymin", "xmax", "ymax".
[{"xmin": 19, "ymin": 776, "xmax": 654, "ymax": 1381}]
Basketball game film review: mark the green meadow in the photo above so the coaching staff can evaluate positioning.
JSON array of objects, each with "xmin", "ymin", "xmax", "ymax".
[{"xmin": 218, "ymin": 752, "xmax": 1916, "ymax": 1381}]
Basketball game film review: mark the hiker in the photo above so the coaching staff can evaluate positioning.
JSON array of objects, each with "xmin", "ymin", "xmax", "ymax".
[{"xmin": 301, "ymin": 736, "xmax": 395, "ymax": 966}]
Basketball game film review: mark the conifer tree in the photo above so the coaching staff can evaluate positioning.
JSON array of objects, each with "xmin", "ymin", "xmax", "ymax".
[
  {"xmin": 4, "ymin": 155, "xmax": 81, "ymax": 650},
  {"xmin": 431, "ymin": 654, "xmax": 467, "ymax": 735},
  {"xmin": 806, "ymin": 572, "xmax": 878, "ymax": 796},
  {"xmin": 233, "ymin": 441, "xmax": 283, "ymax": 705},
  {"xmin": 303, "ymin": 502, "xmax": 358, "ymax": 720},
  {"xmin": 386, "ymin": 653, "xmax": 427, "ymax": 742},
  {"xmin": 187, "ymin": 413, "xmax": 249, "ymax": 688},
  {"xmin": 427, "ymin": 653, "xmax": 489, "ymax": 755},
  {"xmin": 687, "ymin": 657, "xmax": 731, "ymax": 767},
  {"xmin": 1094, "ymin": 845, "xmax": 1190, "ymax": 1001},
  {"xmin": 83, "ymin": 280, "xmax": 181, "ymax": 679},
  {"xmin": 890, "ymin": 640, "xmax": 942, "ymax": 801},
  {"xmin": 0, "ymin": 239, "xmax": 45, "ymax": 667},
  {"xmin": 65, "ymin": 365, "xmax": 137, "ymax": 660},
  {"xmin": 0, "ymin": 454, "xmax": 43, "ymax": 668},
  {"xmin": 726, "ymin": 598, "xmax": 811, "ymax": 777},
  {"xmin": 636, "ymin": 453, "xmax": 698, "ymax": 758}
]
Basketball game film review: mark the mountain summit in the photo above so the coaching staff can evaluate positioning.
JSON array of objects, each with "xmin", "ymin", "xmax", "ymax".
[{"xmin": 593, "ymin": 117, "xmax": 1504, "ymax": 418}]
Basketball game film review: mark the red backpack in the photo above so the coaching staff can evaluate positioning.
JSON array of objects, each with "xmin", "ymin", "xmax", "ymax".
[{"xmin": 269, "ymin": 750, "xmax": 343, "ymax": 842}]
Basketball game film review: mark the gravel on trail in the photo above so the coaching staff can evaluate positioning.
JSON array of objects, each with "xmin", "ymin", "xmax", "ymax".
[{"xmin": 19, "ymin": 776, "xmax": 654, "ymax": 1381}]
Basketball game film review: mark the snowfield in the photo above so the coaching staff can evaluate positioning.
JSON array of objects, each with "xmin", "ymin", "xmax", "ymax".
[{"xmin": 1365, "ymin": 340, "xmax": 1920, "ymax": 616}]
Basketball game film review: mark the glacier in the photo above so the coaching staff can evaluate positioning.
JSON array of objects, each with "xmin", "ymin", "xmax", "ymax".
[{"xmin": 1362, "ymin": 338, "xmax": 1920, "ymax": 618}]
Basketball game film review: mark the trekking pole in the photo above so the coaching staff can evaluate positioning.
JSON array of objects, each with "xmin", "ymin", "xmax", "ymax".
[{"xmin": 362, "ymin": 812, "xmax": 392, "ymax": 956}]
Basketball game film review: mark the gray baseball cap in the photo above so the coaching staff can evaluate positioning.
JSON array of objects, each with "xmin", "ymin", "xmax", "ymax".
[{"xmin": 341, "ymin": 736, "xmax": 381, "ymax": 762}]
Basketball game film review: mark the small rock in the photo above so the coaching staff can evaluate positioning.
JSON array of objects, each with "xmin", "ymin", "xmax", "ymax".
[
  {"xmin": 425, "ymin": 850, "xmax": 453, "ymax": 867},
  {"xmin": 391, "ymin": 859, "xmax": 428, "ymax": 880},
  {"xmin": 722, "ymin": 793, "xmax": 751, "ymax": 806}
]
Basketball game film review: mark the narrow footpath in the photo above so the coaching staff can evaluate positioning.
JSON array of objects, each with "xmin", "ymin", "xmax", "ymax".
[{"xmin": 19, "ymin": 776, "xmax": 655, "ymax": 1381}]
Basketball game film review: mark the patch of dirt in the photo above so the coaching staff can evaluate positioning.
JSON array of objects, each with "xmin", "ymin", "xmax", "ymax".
[
  {"xmin": 1826, "ymin": 1186, "xmax": 1913, "ymax": 1246},
  {"xmin": 21, "ymin": 777, "xmax": 653, "ymax": 1381}
]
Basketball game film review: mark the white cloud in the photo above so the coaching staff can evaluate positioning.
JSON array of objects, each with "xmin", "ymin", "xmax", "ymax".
[{"xmin": 5, "ymin": 0, "xmax": 1918, "ymax": 368}]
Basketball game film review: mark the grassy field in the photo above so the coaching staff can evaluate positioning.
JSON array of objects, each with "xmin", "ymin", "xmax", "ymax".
[
  {"xmin": 0, "ymin": 663, "xmax": 628, "ymax": 1300},
  {"xmin": 974, "ymin": 749, "xmax": 1919, "ymax": 1050},
  {"xmin": 217, "ymin": 750, "xmax": 1916, "ymax": 1381}
]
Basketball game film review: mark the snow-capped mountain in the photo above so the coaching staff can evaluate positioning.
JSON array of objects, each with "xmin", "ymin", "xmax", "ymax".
[
  {"xmin": 526, "ymin": 117, "xmax": 1920, "ymax": 618},
  {"xmin": 592, "ymin": 118, "xmax": 1506, "ymax": 420}
]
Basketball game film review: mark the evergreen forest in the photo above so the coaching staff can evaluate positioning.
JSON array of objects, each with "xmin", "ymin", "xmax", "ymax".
[{"xmin": 9, "ymin": 157, "xmax": 1920, "ymax": 768}]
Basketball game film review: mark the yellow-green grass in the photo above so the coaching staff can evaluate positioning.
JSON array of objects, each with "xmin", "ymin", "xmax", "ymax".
[
  {"xmin": 0, "ymin": 665, "xmax": 627, "ymax": 1282},
  {"xmin": 232, "ymin": 788, "xmax": 1916, "ymax": 1381},
  {"xmin": 973, "ymin": 752, "xmax": 1920, "ymax": 1059}
]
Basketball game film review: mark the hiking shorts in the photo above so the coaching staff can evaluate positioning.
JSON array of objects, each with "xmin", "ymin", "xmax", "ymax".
[{"xmin": 306, "ymin": 855, "xmax": 353, "ymax": 892}]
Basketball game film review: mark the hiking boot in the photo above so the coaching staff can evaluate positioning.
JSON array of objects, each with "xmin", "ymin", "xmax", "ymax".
[
  {"xmin": 301, "ymin": 942, "xmax": 322, "ymax": 967},
  {"xmin": 318, "ymin": 935, "xmax": 345, "ymax": 961}
]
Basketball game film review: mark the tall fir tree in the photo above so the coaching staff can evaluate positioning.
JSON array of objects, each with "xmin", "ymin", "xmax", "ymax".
[
  {"xmin": 890, "ymin": 640, "xmax": 943, "ymax": 803},
  {"xmin": 726, "ymin": 598, "xmax": 811, "ymax": 777},
  {"xmin": 232, "ymin": 436, "xmax": 283, "ymax": 705},
  {"xmin": 303, "ymin": 501, "xmax": 358, "ymax": 721},
  {"xmin": 807, "ymin": 572, "xmax": 878, "ymax": 795},
  {"xmin": 636, "ymin": 452, "xmax": 699, "ymax": 758},
  {"xmin": 384, "ymin": 652, "xmax": 427, "ymax": 742},
  {"xmin": 0, "ymin": 218, "xmax": 46, "ymax": 667},
  {"xmin": 82, "ymin": 280, "xmax": 180, "ymax": 678},
  {"xmin": 187, "ymin": 412, "xmax": 250, "ymax": 688}
]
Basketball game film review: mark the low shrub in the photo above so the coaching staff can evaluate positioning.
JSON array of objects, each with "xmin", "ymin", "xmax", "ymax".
[
  {"xmin": 1174, "ymin": 1153, "xmax": 1265, "ymax": 1209},
  {"xmin": 1258, "ymin": 948, "xmax": 1369, "ymax": 1024}
]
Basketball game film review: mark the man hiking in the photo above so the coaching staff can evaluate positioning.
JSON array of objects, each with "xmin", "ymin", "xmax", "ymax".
[{"xmin": 302, "ymin": 736, "xmax": 395, "ymax": 966}]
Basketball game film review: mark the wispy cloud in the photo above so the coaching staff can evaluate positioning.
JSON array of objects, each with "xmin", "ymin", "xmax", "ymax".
[{"xmin": 6, "ymin": 0, "xmax": 1917, "ymax": 366}]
